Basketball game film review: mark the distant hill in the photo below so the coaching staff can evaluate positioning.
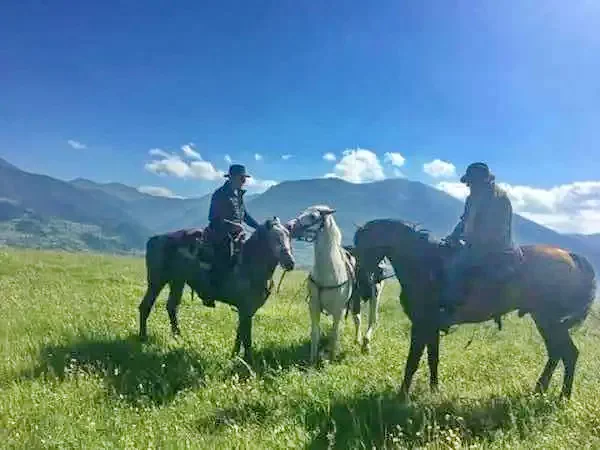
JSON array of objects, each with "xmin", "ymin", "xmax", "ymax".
[
  {"xmin": 71, "ymin": 178, "xmax": 151, "ymax": 202},
  {"xmin": 1, "ymin": 157, "xmax": 600, "ymax": 270},
  {"xmin": 69, "ymin": 178, "xmax": 211, "ymax": 233},
  {"xmin": 0, "ymin": 158, "xmax": 150, "ymax": 252}
]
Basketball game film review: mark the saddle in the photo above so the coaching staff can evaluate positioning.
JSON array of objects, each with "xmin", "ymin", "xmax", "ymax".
[
  {"xmin": 166, "ymin": 227, "xmax": 216, "ymax": 264},
  {"xmin": 166, "ymin": 228, "xmax": 205, "ymax": 245},
  {"xmin": 467, "ymin": 247, "xmax": 524, "ymax": 284}
]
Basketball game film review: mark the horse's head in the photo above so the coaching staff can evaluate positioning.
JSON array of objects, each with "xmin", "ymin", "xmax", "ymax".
[
  {"xmin": 353, "ymin": 218, "xmax": 443, "ymax": 282},
  {"xmin": 292, "ymin": 205, "xmax": 338, "ymax": 243},
  {"xmin": 258, "ymin": 217, "xmax": 295, "ymax": 271}
]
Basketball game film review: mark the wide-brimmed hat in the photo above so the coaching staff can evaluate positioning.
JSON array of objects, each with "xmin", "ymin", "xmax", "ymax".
[
  {"xmin": 460, "ymin": 162, "xmax": 495, "ymax": 184},
  {"xmin": 224, "ymin": 164, "xmax": 251, "ymax": 178}
]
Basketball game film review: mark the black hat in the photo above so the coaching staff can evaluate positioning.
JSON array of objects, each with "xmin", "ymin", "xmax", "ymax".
[
  {"xmin": 460, "ymin": 162, "xmax": 495, "ymax": 184},
  {"xmin": 225, "ymin": 164, "xmax": 251, "ymax": 178}
]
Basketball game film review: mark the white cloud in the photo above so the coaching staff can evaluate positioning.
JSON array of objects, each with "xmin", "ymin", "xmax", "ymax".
[
  {"xmin": 145, "ymin": 147, "xmax": 224, "ymax": 180},
  {"xmin": 149, "ymin": 148, "xmax": 172, "ymax": 158},
  {"xmin": 145, "ymin": 154, "xmax": 192, "ymax": 178},
  {"xmin": 323, "ymin": 152, "xmax": 336, "ymax": 162},
  {"xmin": 67, "ymin": 140, "xmax": 86, "ymax": 150},
  {"xmin": 189, "ymin": 160, "xmax": 224, "ymax": 181},
  {"xmin": 435, "ymin": 180, "xmax": 600, "ymax": 234},
  {"xmin": 423, "ymin": 159, "xmax": 456, "ymax": 178},
  {"xmin": 324, "ymin": 148, "xmax": 385, "ymax": 183},
  {"xmin": 384, "ymin": 152, "xmax": 406, "ymax": 168},
  {"xmin": 254, "ymin": 153, "xmax": 263, "ymax": 161},
  {"xmin": 393, "ymin": 168, "xmax": 405, "ymax": 178},
  {"xmin": 281, "ymin": 154, "xmax": 293, "ymax": 160},
  {"xmin": 436, "ymin": 181, "xmax": 469, "ymax": 201},
  {"xmin": 224, "ymin": 154, "xmax": 232, "ymax": 164},
  {"xmin": 137, "ymin": 186, "xmax": 185, "ymax": 199},
  {"xmin": 181, "ymin": 143, "xmax": 201, "ymax": 160},
  {"xmin": 246, "ymin": 177, "xmax": 278, "ymax": 193},
  {"xmin": 144, "ymin": 146, "xmax": 275, "ymax": 191}
]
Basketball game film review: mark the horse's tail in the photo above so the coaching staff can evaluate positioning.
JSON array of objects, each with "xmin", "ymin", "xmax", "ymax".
[{"xmin": 561, "ymin": 252, "xmax": 597, "ymax": 329}]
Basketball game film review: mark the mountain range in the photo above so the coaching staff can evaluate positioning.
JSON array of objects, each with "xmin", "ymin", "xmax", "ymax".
[{"xmin": 1, "ymin": 156, "xmax": 599, "ymax": 270}]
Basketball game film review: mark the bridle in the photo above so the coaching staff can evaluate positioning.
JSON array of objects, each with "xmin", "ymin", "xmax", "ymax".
[{"xmin": 294, "ymin": 217, "xmax": 326, "ymax": 243}]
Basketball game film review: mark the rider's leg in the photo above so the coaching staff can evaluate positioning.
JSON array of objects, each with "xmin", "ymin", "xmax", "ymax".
[
  {"xmin": 204, "ymin": 240, "xmax": 229, "ymax": 306},
  {"xmin": 438, "ymin": 247, "xmax": 474, "ymax": 329},
  {"xmin": 440, "ymin": 248, "xmax": 472, "ymax": 307}
]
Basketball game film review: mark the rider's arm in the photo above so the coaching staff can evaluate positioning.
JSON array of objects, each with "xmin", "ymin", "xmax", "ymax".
[
  {"xmin": 448, "ymin": 195, "xmax": 471, "ymax": 240},
  {"xmin": 208, "ymin": 190, "xmax": 224, "ymax": 227},
  {"xmin": 243, "ymin": 209, "xmax": 260, "ymax": 229}
]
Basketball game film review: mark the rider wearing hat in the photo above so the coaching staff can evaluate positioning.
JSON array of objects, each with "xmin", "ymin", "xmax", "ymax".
[
  {"xmin": 439, "ymin": 162, "xmax": 514, "ymax": 328},
  {"xmin": 204, "ymin": 164, "xmax": 260, "ymax": 307}
]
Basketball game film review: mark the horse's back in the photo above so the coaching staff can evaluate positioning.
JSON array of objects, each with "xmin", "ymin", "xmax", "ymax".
[
  {"xmin": 520, "ymin": 244, "xmax": 595, "ymax": 279},
  {"xmin": 518, "ymin": 244, "xmax": 596, "ymax": 322}
]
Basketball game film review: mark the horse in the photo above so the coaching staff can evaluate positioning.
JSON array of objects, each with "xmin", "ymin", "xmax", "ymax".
[
  {"xmin": 293, "ymin": 205, "xmax": 384, "ymax": 363},
  {"xmin": 138, "ymin": 217, "xmax": 296, "ymax": 364},
  {"xmin": 353, "ymin": 218, "xmax": 597, "ymax": 399}
]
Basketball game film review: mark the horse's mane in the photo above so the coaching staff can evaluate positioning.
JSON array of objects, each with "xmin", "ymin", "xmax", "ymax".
[
  {"xmin": 323, "ymin": 214, "xmax": 343, "ymax": 246},
  {"xmin": 355, "ymin": 218, "xmax": 437, "ymax": 249},
  {"xmin": 244, "ymin": 220, "xmax": 273, "ymax": 247}
]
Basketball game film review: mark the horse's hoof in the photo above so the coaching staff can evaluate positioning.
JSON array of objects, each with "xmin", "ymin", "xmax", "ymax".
[{"xmin": 559, "ymin": 390, "xmax": 572, "ymax": 401}]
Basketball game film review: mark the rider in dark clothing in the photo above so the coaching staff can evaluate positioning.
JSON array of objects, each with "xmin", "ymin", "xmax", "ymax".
[
  {"xmin": 203, "ymin": 164, "xmax": 259, "ymax": 307},
  {"xmin": 439, "ymin": 162, "xmax": 515, "ymax": 329}
]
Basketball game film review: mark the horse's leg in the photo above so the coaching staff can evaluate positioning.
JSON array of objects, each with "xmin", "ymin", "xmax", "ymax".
[
  {"xmin": 560, "ymin": 331, "xmax": 579, "ymax": 399},
  {"xmin": 309, "ymin": 294, "xmax": 321, "ymax": 364},
  {"xmin": 426, "ymin": 330, "xmax": 440, "ymax": 392},
  {"xmin": 363, "ymin": 283, "xmax": 380, "ymax": 353},
  {"xmin": 166, "ymin": 279, "xmax": 185, "ymax": 336},
  {"xmin": 536, "ymin": 320, "xmax": 580, "ymax": 399},
  {"xmin": 232, "ymin": 326, "xmax": 242, "ymax": 358},
  {"xmin": 239, "ymin": 314, "xmax": 253, "ymax": 365},
  {"xmin": 399, "ymin": 325, "xmax": 427, "ymax": 399},
  {"xmin": 138, "ymin": 280, "xmax": 166, "ymax": 340},
  {"xmin": 532, "ymin": 317, "xmax": 561, "ymax": 395},
  {"xmin": 329, "ymin": 311, "xmax": 344, "ymax": 361},
  {"xmin": 352, "ymin": 311, "xmax": 362, "ymax": 346}
]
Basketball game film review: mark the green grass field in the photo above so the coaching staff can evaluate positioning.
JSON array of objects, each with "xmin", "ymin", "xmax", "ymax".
[{"xmin": 1, "ymin": 247, "xmax": 599, "ymax": 449}]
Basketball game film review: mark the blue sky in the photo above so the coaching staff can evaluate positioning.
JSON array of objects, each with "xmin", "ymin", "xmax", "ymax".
[{"xmin": 2, "ymin": 1, "xmax": 600, "ymax": 233}]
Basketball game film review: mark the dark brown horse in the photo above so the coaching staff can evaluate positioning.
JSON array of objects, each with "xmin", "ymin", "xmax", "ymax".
[
  {"xmin": 353, "ymin": 219, "xmax": 596, "ymax": 399},
  {"xmin": 138, "ymin": 217, "xmax": 296, "ymax": 364}
]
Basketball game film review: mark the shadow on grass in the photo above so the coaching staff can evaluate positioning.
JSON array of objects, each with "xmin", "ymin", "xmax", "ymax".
[
  {"xmin": 21, "ymin": 333, "xmax": 207, "ymax": 406},
  {"xmin": 197, "ymin": 388, "xmax": 562, "ymax": 448},
  {"xmin": 307, "ymin": 389, "xmax": 562, "ymax": 449},
  {"xmin": 251, "ymin": 334, "xmax": 353, "ymax": 376}
]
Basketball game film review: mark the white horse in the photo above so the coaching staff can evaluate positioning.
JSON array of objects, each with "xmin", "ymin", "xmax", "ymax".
[{"xmin": 294, "ymin": 205, "xmax": 384, "ymax": 363}]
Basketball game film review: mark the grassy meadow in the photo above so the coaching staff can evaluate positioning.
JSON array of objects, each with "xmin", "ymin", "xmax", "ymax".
[{"xmin": 1, "ymin": 247, "xmax": 600, "ymax": 449}]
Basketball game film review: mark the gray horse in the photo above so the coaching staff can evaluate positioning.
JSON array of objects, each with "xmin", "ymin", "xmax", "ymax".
[{"xmin": 138, "ymin": 217, "xmax": 296, "ymax": 363}]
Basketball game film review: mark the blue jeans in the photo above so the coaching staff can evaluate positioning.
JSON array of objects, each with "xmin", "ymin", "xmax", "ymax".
[{"xmin": 440, "ymin": 246, "xmax": 485, "ymax": 309}]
